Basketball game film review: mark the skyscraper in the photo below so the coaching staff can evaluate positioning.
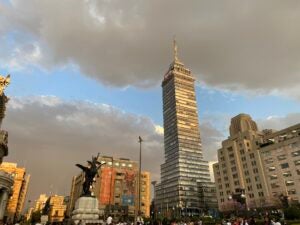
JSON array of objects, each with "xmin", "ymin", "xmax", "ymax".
[{"xmin": 155, "ymin": 41, "xmax": 211, "ymax": 217}]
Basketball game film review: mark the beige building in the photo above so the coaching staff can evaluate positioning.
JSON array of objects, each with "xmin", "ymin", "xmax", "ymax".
[
  {"xmin": 34, "ymin": 194, "xmax": 48, "ymax": 212},
  {"xmin": 139, "ymin": 172, "xmax": 150, "ymax": 217},
  {"xmin": 69, "ymin": 156, "xmax": 151, "ymax": 218},
  {"xmin": 259, "ymin": 124, "xmax": 300, "ymax": 205},
  {"xmin": 213, "ymin": 114, "xmax": 271, "ymax": 211},
  {"xmin": 213, "ymin": 114, "xmax": 300, "ymax": 212},
  {"xmin": 47, "ymin": 195, "xmax": 67, "ymax": 223},
  {"xmin": 0, "ymin": 162, "xmax": 30, "ymax": 222},
  {"xmin": 24, "ymin": 207, "xmax": 34, "ymax": 221}
]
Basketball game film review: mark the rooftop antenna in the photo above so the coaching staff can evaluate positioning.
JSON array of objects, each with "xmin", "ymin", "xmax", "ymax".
[{"xmin": 173, "ymin": 36, "xmax": 179, "ymax": 61}]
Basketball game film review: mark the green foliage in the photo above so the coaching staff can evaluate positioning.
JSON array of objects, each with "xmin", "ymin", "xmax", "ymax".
[
  {"xmin": 286, "ymin": 221, "xmax": 300, "ymax": 225},
  {"xmin": 284, "ymin": 206, "xmax": 300, "ymax": 220},
  {"xmin": 162, "ymin": 217, "xmax": 170, "ymax": 225},
  {"xmin": 31, "ymin": 211, "xmax": 42, "ymax": 223}
]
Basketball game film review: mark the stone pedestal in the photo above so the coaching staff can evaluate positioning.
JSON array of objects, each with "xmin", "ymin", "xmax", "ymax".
[
  {"xmin": 0, "ymin": 130, "xmax": 8, "ymax": 164},
  {"xmin": 72, "ymin": 197, "xmax": 102, "ymax": 225}
]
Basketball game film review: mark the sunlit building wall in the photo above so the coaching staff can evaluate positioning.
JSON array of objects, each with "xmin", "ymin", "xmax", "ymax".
[
  {"xmin": 69, "ymin": 156, "xmax": 150, "ymax": 218},
  {"xmin": 259, "ymin": 124, "xmax": 300, "ymax": 205},
  {"xmin": 0, "ymin": 162, "xmax": 30, "ymax": 222},
  {"xmin": 47, "ymin": 195, "xmax": 66, "ymax": 223},
  {"xmin": 155, "ymin": 42, "xmax": 211, "ymax": 216},
  {"xmin": 34, "ymin": 194, "xmax": 48, "ymax": 212},
  {"xmin": 213, "ymin": 114, "xmax": 300, "ymax": 211}
]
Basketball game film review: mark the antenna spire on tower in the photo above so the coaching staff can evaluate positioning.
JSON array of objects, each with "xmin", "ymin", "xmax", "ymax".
[{"xmin": 173, "ymin": 37, "xmax": 178, "ymax": 61}]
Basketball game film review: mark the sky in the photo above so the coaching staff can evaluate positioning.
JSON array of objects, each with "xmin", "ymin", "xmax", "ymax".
[{"xmin": 1, "ymin": 0, "xmax": 300, "ymax": 203}]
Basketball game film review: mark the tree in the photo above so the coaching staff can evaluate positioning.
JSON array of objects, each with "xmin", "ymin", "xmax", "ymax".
[
  {"xmin": 31, "ymin": 211, "xmax": 42, "ymax": 224},
  {"xmin": 284, "ymin": 206, "xmax": 300, "ymax": 220}
]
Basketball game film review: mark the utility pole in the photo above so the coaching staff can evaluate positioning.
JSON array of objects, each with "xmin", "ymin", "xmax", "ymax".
[
  {"xmin": 138, "ymin": 136, "xmax": 143, "ymax": 218},
  {"xmin": 109, "ymin": 157, "xmax": 114, "ymax": 216}
]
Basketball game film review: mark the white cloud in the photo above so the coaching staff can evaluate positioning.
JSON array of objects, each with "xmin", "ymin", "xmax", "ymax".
[
  {"xmin": 200, "ymin": 121, "xmax": 225, "ymax": 161},
  {"xmin": 154, "ymin": 125, "xmax": 164, "ymax": 135},
  {"xmin": 1, "ymin": 41, "xmax": 42, "ymax": 71}
]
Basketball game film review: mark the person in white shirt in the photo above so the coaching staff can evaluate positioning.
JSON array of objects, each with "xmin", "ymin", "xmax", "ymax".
[
  {"xmin": 274, "ymin": 219, "xmax": 281, "ymax": 225},
  {"xmin": 107, "ymin": 216, "xmax": 113, "ymax": 225}
]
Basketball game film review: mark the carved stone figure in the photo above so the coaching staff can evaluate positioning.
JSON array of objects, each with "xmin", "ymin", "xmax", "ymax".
[
  {"xmin": 76, "ymin": 154, "xmax": 105, "ymax": 196},
  {"xmin": 0, "ymin": 75, "xmax": 10, "ymax": 128}
]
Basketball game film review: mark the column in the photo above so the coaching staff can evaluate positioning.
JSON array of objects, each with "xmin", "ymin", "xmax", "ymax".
[{"xmin": 0, "ymin": 190, "xmax": 9, "ymax": 221}]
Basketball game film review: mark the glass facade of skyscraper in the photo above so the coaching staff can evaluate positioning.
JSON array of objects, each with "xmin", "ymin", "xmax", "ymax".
[{"xmin": 155, "ymin": 44, "xmax": 212, "ymax": 216}]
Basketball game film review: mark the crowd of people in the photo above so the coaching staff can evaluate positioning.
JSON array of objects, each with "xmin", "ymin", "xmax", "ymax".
[
  {"xmin": 221, "ymin": 216, "xmax": 283, "ymax": 225},
  {"xmin": 99, "ymin": 215, "xmax": 285, "ymax": 225}
]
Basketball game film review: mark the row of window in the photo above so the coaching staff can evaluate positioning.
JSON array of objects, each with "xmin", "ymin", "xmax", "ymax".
[
  {"xmin": 101, "ymin": 161, "xmax": 133, "ymax": 168},
  {"xmin": 268, "ymin": 160, "xmax": 300, "ymax": 171},
  {"xmin": 265, "ymin": 151, "xmax": 300, "ymax": 164}
]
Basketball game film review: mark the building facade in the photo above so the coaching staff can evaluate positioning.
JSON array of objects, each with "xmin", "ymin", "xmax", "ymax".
[
  {"xmin": 45, "ymin": 195, "xmax": 67, "ymax": 223},
  {"xmin": 213, "ymin": 114, "xmax": 300, "ymax": 212},
  {"xmin": 259, "ymin": 124, "xmax": 300, "ymax": 206},
  {"xmin": 0, "ymin": 162, "xmax": 30, "ymax": 222},
  {"xmin": 213, "ymin": 114, "xmax": 271, "ymax": 212},
  {"xmin": 69, "ymin": 156, "xmax": 150, "ymax": 219},
  {"xmin": 155, "ymin": 41, "xmax": 211, "ymax": 217},
  {"xmin": 67, "ymin": 174, "xmax": 84, "ymax": 217},
  {"xmin": 33, "ymin": 194, "xmax": 48, "ymax": 213},
  {"xmin": 198, "ymin": 182, "xmax": 218, "ymax": 216}
]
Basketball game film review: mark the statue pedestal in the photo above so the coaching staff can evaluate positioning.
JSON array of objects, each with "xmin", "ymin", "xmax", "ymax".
[
  {"xmin": 72, "ymin": 197, "xmax": 102, "ymax": 225},
  {"xmin": 0, "ymin": 130, "xmax": 8, "ymax": 164}
]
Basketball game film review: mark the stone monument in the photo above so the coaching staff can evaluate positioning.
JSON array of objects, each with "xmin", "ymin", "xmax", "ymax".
[
  {"xmin": 72, "ymin": 154, "xmax": 104, "ymax": 225},
  {"xmin": 0, "ymin": 74, "xmax": 13, "ymax": 223},
  {"xmin": 0, "ymin": 75, "xmax": 10, "ymax": 163}
]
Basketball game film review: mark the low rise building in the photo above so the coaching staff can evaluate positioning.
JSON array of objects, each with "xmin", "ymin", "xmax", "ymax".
[
  {"xmin": 34, "ymin": 194, "xmax": 48, "ymax": 213},
  {"xmin": 46, "ymin": 195, "xmax": 66, "ymax": 223},
  {"xmin": 69, "ymin": 156, "xmax": 151, "ymax": 219},
  {"xmin": 0, "ymin": 162, "xmax": 30, "ymax": 222}
]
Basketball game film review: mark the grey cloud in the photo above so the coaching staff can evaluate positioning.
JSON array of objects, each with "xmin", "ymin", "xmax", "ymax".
[
  {"xmin": 1, "ymin": 95, "xmax": 225, "ymax": 201},
  {"xmin": 2, "ymin": 0, "xmax": 300, "ymax": 97},
  {"xmin": 3, "ymin": 96, "xmax": 164, "ymax": 201},
  {"xmin": 257, "ymin": 113, "xmax": 300, "ymax": 131},
  {"xmin": 200, "ymin": 122, "xmax": 225, "ymax": 161}
]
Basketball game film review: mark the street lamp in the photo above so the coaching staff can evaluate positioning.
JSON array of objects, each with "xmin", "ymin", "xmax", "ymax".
[
  {"xmin": 138, "ymin": 136, "xmax": 143, "ymax": 215},
  {"xmin": 109, "ymin": 157, "xmax": 114, "ymax": 215},
  {"xmin": 135, "ymin": 136, "xmax": 143, "ymax": 224}
]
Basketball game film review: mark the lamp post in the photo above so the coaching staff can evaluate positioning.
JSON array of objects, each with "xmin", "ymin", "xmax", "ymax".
[
  {"xmin": 109, "ymin": 157, "xmax": 114, "ymax": 216},
  {"xmin": 135, "ymin": 136, "xmax": 143, "ymax": 224}
]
